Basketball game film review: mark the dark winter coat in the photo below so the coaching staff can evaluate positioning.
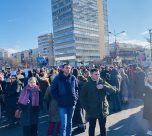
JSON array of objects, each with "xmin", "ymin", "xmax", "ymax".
[
  {"xmin": 0, "ymin": 80, "xmax": 6, "ymax": 103},
  {"xmin": 100, "ymin": 69, "xmax": 110, "ymax": 83},
  {"xmin": 44, "ymin": 86, "xmax": 60, "ymax": 122},
  {"xmin": 109, "ymin": 68, "xmax": 120, "ymax": 89},
  {"xmin": 143, "ymin": 84, "xmax": 152, "ymax": 121},
  {"xmin": 73, "ymin": 77, "xmax": 87, "ymax": 125},
  {"xmin": 5, "ymin": 80, "xmax": 23, "ymax": 97},
  {"xmin": 78, "ymin": 80, "xmax": 87, "ymax": 95},
  {"xmin": 5, "ymin": 80, "xmax": 23, "ymax": 116},
  {"xmin": 18, "ymin": 86, "xmax": 42, "ymax": 126},
  {"xmin": 134, "ymin": 71, "xmax": 145, "ymax": 94},
  {"xmin": 51, "ymin": 71, "xmax": 78, "ymax": 107},
  {"xmin": 0, "ymin": 80, "xmax": 6, "ymax": 94},
  {"xmin": 80, "ymin": 78, "xmax": 116, "ymax": 118},
  {"xmin": 37, "ymin": 77, "xmax": 50, "ymax": 97}
]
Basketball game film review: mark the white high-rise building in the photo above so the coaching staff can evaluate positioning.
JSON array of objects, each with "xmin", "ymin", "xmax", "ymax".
[
  {"xmin": 38, "ymin": 33, "xmax": 54, "ymax": 65},
  {"xmin": 51, "ymin": 0, "xmax": 108, "ymax": 66}
]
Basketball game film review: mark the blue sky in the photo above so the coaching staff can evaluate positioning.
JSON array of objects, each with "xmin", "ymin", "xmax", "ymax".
[
  {"xmin": 0, "ymin": 0, "xmax": 52, "ymax": 52},
  {"xmin": 0, "ymin": 0, "xmax": 152, "ymax": 52},
  {"xmin": 108, "ymin": 0, "xmax": 152, "ymax": 46}
]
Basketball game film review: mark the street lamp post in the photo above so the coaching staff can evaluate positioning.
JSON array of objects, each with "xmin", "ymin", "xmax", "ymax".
[
  {"xmin": 109, "ymin": 30, "xmax": 125, "ymax": 59},
  {"xmin": 149, "ymin": 29, "xmax": 152, "ymax": 61}
]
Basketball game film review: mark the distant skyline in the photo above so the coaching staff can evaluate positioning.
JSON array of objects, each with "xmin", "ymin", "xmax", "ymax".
[{"xmin": 0, "ymin": 0, "xmax": 152, "ymax": 52}]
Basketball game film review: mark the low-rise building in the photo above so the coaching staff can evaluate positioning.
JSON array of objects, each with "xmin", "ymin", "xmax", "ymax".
[
  {"xmin": 11, "ymin": 48, "xmax": 39, "ymax": 68},
  {"xmin": 109, "ymin": 42, "xmax": 151, "ymax": 66}
]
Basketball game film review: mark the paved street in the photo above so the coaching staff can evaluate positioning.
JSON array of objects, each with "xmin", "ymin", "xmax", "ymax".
[{"xmin": 0, "ymin": 99, "xmax": 148, "ymax": 136}]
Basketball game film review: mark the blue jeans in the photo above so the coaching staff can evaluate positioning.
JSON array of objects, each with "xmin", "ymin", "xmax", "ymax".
[{"xmin": 59, "ymin": 106, "xmax": 75, "ymax": 136}]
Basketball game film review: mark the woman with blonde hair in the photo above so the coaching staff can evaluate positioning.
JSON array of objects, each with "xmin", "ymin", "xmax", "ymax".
[{"xmin": 16, "ymin": 77, "xmax": 41, "ymax": 136}]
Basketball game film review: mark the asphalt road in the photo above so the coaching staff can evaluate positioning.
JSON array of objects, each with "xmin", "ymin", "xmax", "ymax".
[{"xmin": 0, "ymin": 99, "xmax": 148, "ymax": 136}]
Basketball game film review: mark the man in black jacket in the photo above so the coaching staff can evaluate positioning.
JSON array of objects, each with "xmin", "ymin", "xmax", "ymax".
[{"xmin": 80, "ymin": 68, "xmax": 116, "ymax": 136}]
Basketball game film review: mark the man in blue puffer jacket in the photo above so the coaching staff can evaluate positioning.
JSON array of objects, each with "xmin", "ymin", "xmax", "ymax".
[{"xmin": 51, "ymin": 64, "xmax": 78, "ymax": 136}]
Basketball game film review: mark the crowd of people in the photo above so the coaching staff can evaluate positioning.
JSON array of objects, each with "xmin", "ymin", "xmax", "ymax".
[{"xmin": 0, "ymin": 63, "xmax": 151, "ymax": 136}]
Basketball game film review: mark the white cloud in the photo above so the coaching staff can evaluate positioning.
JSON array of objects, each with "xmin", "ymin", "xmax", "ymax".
[
  {"xmin": 109, "ymin": 32, "xmax": 149, "ymax": 47},
  {"xmin": 6, "ymin": 48, "xmax": 21, "ymax": 54},
  {"xmin": 120, "ymin": 39, "xmax": 148, "ymax": 47},
  {"xmin": 140, "ymin": 31, "xmax": 149, "ymax": 36}
]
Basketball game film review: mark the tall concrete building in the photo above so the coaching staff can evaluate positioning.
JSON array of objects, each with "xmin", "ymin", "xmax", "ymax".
[
  {"xmin": 38, "ymin": 33, "xmax": 54, "ymax": 65},
  {"xmin": 51, "ymin": 0, "xmax": 108, "ymax": 66},
  {"xmin": 98, "ymin": 0, "xmax": 109, "ymax": 57}
]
